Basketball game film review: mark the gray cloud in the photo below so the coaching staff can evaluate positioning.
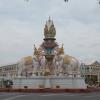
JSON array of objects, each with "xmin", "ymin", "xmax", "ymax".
[{"xmin": 0, "ymin": 0, "xmax": 100, "ymax": 65}]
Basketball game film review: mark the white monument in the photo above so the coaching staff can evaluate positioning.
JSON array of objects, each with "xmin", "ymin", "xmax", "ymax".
[{"xmin": 13, "ymin": 18, "xmax": 87, "ymax": 89}]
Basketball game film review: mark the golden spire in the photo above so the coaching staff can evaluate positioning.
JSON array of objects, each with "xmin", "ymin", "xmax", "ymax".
[
  {"xmin": 34, "ymin": 44, "xmax": 39, "ymax": 55},
  {"xmin": 59, "ymin": 44, "xmax": 64, "ymax": 55},
  {"xmin": 44, "ymin": 17, "xmax": 56, "ymax": 39},
  {"xmin": 49, "ymin": 16, "xmax": 51, "ymax": 22}
]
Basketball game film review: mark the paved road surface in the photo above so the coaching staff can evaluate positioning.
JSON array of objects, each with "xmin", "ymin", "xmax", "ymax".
[{"xmin": 0, "ymin": 92, "xmax": 100, "ymax": 100}]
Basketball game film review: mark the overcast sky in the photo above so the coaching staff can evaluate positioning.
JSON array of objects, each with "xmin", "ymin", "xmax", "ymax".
[{"xmin": 0, "ymin": 0, "xmax": 100, "ymax": 65}]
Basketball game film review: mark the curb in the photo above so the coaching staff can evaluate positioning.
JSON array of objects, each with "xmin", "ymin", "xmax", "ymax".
[{"xmin": 0, "ymin": 88, "xmax": 100, "ymax": 93}]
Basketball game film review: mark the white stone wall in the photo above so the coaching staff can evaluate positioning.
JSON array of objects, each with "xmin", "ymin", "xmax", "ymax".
[
  {"xmin": 12, "ymin": 76, "xmax": 87, "ymax": 89},
  {"xmin": 13, "ymin": 77, "xmax": 45, "ymax": 89},
  {"xmin": 50, "ymin": 76, "xmax": 86, "ymax": 89}
]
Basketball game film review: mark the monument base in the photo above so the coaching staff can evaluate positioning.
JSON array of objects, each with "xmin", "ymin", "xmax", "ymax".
[{"xmin": 12, "ymin": 76, "xmax": 87, "ymax": 89}]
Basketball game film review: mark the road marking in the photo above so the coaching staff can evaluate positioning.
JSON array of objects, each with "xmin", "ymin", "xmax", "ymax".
[
  {"xmin": 3, "ymin": 95, "xmax": 26, "ymax": 100},
  {"xmin": 84, "ymin": 94, "xmax": 100, "ymax": 98},
  {"xmin": 39, "ymin": 93, "xmax": 100, "ymax": 98},
  {"xmin": 40, "ymin": 94, "xmax": 59, "ymax": 96},
  {"xmin": 2, "ymin": 93, "xmax": 40, "ymax": 100},
  {"xmin": 0, "ymin": 93, "xmax": 18, "ymax": 97},
  {"xmin": 39, "ymin": 93, "xmax": 84, "ymax": 97},
  {"xmin": 63, "ymin": 93, "xmax": 84, "ymax": 96}
]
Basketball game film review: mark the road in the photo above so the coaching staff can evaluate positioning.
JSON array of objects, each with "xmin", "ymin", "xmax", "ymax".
[{"xmin": 0, "ymin": 92, "xmax": 100, "ymax": 100}]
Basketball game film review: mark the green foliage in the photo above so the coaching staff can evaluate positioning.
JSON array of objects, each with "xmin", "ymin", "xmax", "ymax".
[{"xmin": 85, "ymin": 75, "xmax": 98, "ymax": 86}]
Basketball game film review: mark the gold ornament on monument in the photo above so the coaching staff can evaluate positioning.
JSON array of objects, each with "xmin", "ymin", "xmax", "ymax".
[
  {"xmin": 44, "ymin": 17, "xmax": 56, "ymax": 39},
  {"xmin": 33, "ymin": 44, "xmax": 40, "ymax": 56}
]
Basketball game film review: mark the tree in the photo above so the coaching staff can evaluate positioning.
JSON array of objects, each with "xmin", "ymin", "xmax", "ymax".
[{"xmin": 85, "ymin": 75, "xmax": 97, "ymax": 86}]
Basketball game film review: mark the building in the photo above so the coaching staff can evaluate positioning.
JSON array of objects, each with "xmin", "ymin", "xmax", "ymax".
[
  {"xmin": 0, "ymin": 63, "xmax": 19, "ymax": 78},
  {"xmin": 0, "ymin": 56, "xmax": 33, "ymax": 88},
  {"xmin": 80, "ymin": 61, "xmax": 100, "ymax": 86},
  {"xmin": 0, "ymin": 56, "xmax": 33, "ymax": 78}
]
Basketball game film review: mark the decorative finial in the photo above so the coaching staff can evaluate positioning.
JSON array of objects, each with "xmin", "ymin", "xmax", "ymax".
[
  {"xmin": 34, "ymin": 44, "xmax": 40, "ymax": 55},
  {"xmin": 44, "ymin": 17, "xmax": 56, "ymax": 39},
  {"xmin": 58, "ymin": 44, "xmax": 64, "ymax": 55},
  {"xmin": 34, "ymin": 44, "xmax": 36, "ymax": 49},
  {"xmin": 34, "ymin": 44, "xmax": 37, "ymax": 55},
  {"xmin": 49, "ymin": 16, "xmax": 51, "ymax": 21},
  {"xmin": 62, "ymin": 43, "xmax": 64, "ymax": 49}
]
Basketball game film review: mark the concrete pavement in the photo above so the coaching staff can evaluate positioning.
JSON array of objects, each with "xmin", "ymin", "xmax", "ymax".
[{"xmin": 0, "ymin": 92, "xmax": 100, "ymax": 100}]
